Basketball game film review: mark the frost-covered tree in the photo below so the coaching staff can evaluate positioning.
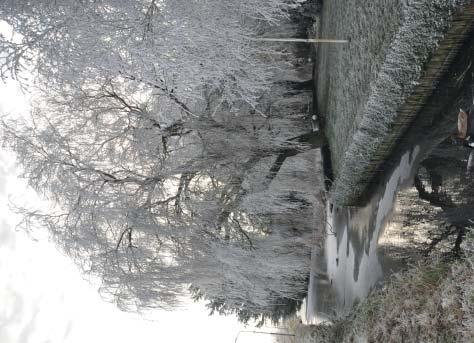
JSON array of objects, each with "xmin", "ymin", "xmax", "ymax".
[
  {"xmin": 0, "ymin": 0, "xmax": 322, "ymax": 317},
  {"xmin": 0, "ymin": 0, "xmax": 309, "ymax": 109}
]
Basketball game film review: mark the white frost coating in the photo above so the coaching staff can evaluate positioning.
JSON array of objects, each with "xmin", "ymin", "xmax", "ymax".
[{"xmin": 332, "ymin": 0, "xmax": 468, "ymax": 204}]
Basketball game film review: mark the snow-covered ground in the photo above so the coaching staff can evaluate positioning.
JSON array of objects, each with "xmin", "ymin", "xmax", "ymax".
[{"xmin": 315, "ymin": 0, "xmax": 471, "ymax": 204}]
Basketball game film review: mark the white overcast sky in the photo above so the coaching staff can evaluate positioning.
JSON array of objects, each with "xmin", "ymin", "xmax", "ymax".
[{"xmin": 0, "ymin": 69, "xmax": 277, "ymax": 343}]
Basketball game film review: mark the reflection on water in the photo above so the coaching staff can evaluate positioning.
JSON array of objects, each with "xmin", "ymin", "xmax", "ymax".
[
  {"xmin": 305, "ymin": 136, "xmax": 474, "ymax": 323},
  {"xmin": 306, "ymin": 146, "xmax": 421, "ymax": 322}
]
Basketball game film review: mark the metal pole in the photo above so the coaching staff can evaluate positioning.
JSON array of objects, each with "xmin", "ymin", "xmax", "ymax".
[{"xmin": 251, "ymin": 38, "xmax": 349, "ymax": 44}]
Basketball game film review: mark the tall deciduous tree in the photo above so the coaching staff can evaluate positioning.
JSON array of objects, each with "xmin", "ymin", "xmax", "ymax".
[{"xmin": 0, "ymin": 0, "xmax": 322, "ymax": 318}]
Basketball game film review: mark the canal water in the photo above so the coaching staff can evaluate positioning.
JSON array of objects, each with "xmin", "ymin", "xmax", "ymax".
[{"xmin": 306, "ymin": 146, "xmax": 420, "ymax": 321}]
